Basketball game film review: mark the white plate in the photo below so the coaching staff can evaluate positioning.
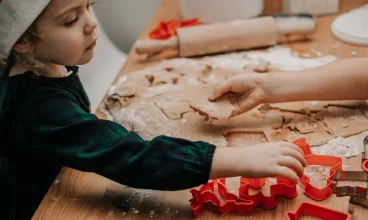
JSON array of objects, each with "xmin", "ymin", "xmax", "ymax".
[{"xmin": 331, "ymin": 4, "xmax": 368, "ymax": 46}]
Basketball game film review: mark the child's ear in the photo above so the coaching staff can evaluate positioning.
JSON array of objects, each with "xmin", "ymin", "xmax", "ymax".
[{"xmin": 12, "ymin": 38, "xmax": 32, "ymax": 54}]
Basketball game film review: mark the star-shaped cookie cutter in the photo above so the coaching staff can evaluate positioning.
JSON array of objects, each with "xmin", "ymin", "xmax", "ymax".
[{"xmin": 285, "ymin": 202, "xmax": 351, "ymax": 220}]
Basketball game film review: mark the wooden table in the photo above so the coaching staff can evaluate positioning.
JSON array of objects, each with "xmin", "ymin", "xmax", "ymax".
[{"xmin": 33, "ymin": 0, "xmax": 368, "ymax": 219}]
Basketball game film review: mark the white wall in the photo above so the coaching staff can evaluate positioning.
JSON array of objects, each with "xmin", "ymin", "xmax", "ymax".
[{"xmin": 93, "ymin": 0, "xmax": 161, "ymax": 53}]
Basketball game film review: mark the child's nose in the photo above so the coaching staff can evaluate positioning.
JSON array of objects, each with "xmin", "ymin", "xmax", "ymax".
[{"xmin": 84, "ymin": 14, "xmax": 98, "ymax": 35}]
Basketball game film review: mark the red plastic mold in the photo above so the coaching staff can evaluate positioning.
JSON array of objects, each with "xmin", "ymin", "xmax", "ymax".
[
  {"xmin": 189, "ymin": 176, "xmax": 297, "ymax": 217},
  {"xmin": 189, "ymin": 138, "xmax": 344, "ymax": 217},
  {"xmin": 294, "ymin": 139, "xmax": 343, "ymax": 201},
  {"xmin": 288, "ymin": 138, "xmax": 343, "ymax": 200},
  {"xmin": 285, "ymin": 202, "xmax": 351, "ymax": 220},
  {"xmin": 240, "ymin": 177, "xmax": 265, "ymax": 189},
  {"xmin": 362, "ymin": 160, "xmax": 368, "ymax": 172},
  {"xmin": 292, "ymin": 138, "xmax": 313, "ymax": 156}
]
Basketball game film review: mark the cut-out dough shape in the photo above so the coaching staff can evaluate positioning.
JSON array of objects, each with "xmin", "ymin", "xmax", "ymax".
[
  {"xmin": 189, "ymin": 85, "xmax": 236, "ymax": 120},
  {"xmin": 212, "ymin": 109, "xmax": 283, "ymax": 134},
  {"xmin": 155, "ymin": 100, "xmax": 194, "ymax": 120}
]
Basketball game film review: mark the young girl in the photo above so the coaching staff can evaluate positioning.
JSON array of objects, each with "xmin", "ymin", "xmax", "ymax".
[{"xmin": 0, "ymin": 1, "xmax": 306, "ymax": 219}]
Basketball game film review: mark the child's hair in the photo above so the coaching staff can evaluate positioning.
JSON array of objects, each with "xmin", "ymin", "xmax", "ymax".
[{"xmin": 0, "ymin": 13, "xmax": 45, "ymax": 75}]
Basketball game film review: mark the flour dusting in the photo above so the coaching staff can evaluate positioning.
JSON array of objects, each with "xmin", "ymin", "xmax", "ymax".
[
  {"xmin": 312, "ymin": 136, "xmax": 363, "ymax": 158},
  {"xmin": 171, "ymin": 46, "xmax": 337, "ymax": 72},
  {"xmin": 246, "ymin": 46, "xmax": 337, "ymax": 71}
]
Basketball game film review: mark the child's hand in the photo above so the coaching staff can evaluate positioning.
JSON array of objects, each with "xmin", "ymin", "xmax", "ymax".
[
  {"xmin": 208, "ymin": 74, "xmax": 267, "ymax": 115},
  {"xmin": 239, "ymin": 142, "xmax": 307, "ymax": 183},
  {"xmin": 210, "ymin": 142, "xmax": 307, "ymax": 184}
]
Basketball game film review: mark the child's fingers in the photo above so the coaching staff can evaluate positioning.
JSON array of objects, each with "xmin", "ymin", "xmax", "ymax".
[
  {"xmin": 209, "ymin": 81, "xmax": 232, "ymax": 101},
  {"xmin": 274, "ymin": 166, "xmax": 299, "ymax": 184},
  {"xmin": 280, "ymin": 142, "xmax": 305, "ymax": 155},
  {"xmin": 280, "ymin": 146, "xmax": 307, "ymax": 167},
  {"xmin": 278, "ymin": 156, "xmax": 304, "ymax": 177}
]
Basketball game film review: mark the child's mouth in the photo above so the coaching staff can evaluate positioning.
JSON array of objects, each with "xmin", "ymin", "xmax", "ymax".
[{"xmin": 86, "ymin": 40, "xmax": 97, "ymax": 50}]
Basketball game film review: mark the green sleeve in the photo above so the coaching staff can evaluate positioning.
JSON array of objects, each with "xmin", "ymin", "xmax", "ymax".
[{"xmin": 26, "ymin": 90, "xmax": 216, "ymax": 190}]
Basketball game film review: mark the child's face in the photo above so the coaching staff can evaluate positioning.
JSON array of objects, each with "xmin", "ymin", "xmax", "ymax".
[{"xmin": 33, "ymin": 0, "xmax": 98, "ymax": 66}]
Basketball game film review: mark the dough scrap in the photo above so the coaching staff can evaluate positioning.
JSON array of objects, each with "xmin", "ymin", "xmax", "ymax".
[
  {"xmin": 252, "ymin": 59, "xmax": 270, "ymax": 73},
  {"xmin": 265, "ymin": 111, "xmax": 334, "ymax": 146},
  {"xmin": 190, "ymin": 86, "xmax": 235, "ymax": 120},
  {"xmin": 322, "ymin": 106, "xmax": 368, "ymax": 138}
]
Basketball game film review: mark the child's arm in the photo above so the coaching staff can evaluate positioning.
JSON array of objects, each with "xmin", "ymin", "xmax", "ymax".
[
  {"xmin": 27, "ymin": 90, "xmax": 305, "ymax": 190},
  {"xmin": 210, "ymin": 58, "xmax": 368, "ymax": 115}
]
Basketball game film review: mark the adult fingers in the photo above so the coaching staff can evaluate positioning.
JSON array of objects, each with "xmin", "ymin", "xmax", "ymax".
[{"xmin": 208, "ymin": 81, "xmax": 233, "ymax": 101}]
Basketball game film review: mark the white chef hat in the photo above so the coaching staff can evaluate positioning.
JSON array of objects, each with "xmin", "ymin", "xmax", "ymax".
[{"xmin": 0, "ymin": 0, "xmax": 50, "ymax": 59}]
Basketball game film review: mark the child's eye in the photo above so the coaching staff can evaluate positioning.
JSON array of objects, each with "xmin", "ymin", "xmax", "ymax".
[
  {"xmin": 87, "ymin": 2, "xmax": 96, "ymax": 10},
  {"xmin": 64, "ymin": 17, "xmax": 79, "ymax": 27}
]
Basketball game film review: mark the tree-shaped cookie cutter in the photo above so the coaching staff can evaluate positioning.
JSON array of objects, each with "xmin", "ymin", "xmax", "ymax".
[
  {"xmin": 293, "ymin": 138, "xmax": 343, "ymax": 201},
  {"xmin": 298, "ymin": 154, "xmax": 343, "ymax": 200}
]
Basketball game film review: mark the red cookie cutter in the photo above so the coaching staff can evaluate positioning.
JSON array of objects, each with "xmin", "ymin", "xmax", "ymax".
[
  {"xmin": 291, "ymin": 138, "xmax": 343, "ymax": 201},
  {"xmin": 189, "ymin": 138, "xmax": 343, "ymax": 217},
  {"xmin": 299, "ymin": 154, "xmax": 343, "ymax": 200},
  {"xmin": 148, "ymin": 18, "xmax": 201, "ymax": 40},
  {"xmin": 285, "ymin": 202, "xmax": 351, "ymax": 220},
  {"xmin": 189, "ymin": 176, "xmax": 297, "ymax": 217},
  {"xmin": 363, "ymin": 160, "xmax": 368, "ymax": 172}
]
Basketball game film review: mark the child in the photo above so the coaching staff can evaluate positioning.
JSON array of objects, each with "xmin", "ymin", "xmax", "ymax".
[
  {"xmin": 0, "ymin": 1, "xmax": 306, "ymax": 219},
  {"xmin": 209, "ymin": 58, "xmax": 368, "ymax": 114}
]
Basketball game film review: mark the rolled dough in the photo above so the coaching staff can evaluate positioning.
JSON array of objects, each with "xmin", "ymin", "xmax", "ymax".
[{"xmin": 104, "ymin": 47, "xmax": 368, "ymax": 149}]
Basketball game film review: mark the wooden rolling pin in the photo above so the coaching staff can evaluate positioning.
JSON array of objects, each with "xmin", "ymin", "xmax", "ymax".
[{"xmin": 135, "ymin": 14, "xmax": 316, "ymax": 57}]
